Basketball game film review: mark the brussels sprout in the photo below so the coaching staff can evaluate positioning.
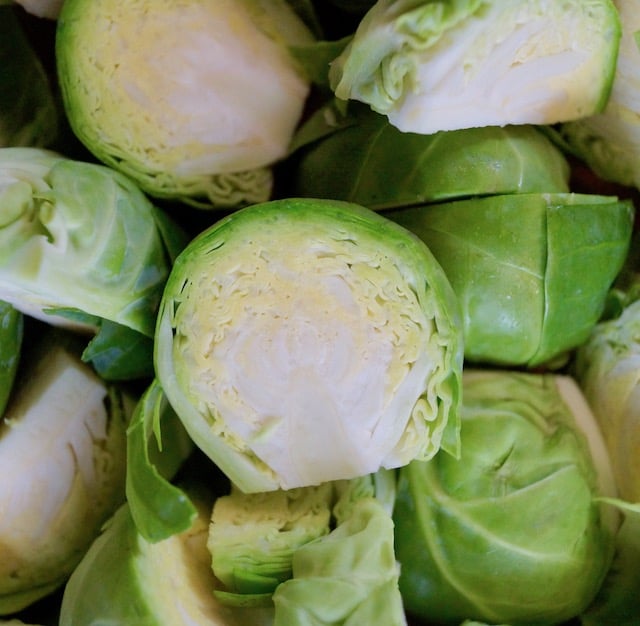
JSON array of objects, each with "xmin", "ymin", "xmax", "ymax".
[
  {"xmin": 574, "ymin": 297, "xmax": 640, "ymax": 503},
  {"xmin": 0, "ymin": 301, "xmax": 22, "ymax": 416},
  {"xmin": 272, "ymin": 497, "xmax": 406, "ymax": 626},
  {"xmin": 56, "ymin": 0, "xmax": 314, "ymax": 209},
  {"xmin": 0, "ymin": 329, "xmax": 134, "ymax": 615},
  {"xmin": 0, "ymin": 7, "xmax": 58, "ymax": 148},
  {"xmin": 59, "ymin": 489, "xmax": 275, "ymax": 626},
  {"xmin": 207, "ymin": 469, "xmax": 397, "ymax": 607},
  {"xmin": 0, "ymin": 147, "xmax": 183, "ymax": 338},
  {"xmin": 390, "ymin": 192, "xmax": 634, "ymax": 368},
  {"xmin": 329, "ymin": 0, "xmax": 620, "ymax": 134},
  {"xmin": 558, "ymin": 0, "xmax": 640, "ymax": 189},
  {"xmin": 289, "ymin": 105, "xmax": 570, "ymax": 209},
  {"xmin": 155, "ymin": 198, "xmax": 463, "ymax": 492},
  {"xmin": 394, "ymin": 370, "xmax": 618, "ymax": 626},
  {"xmin": 208, "ymin": 483, "xmax": 335, "ymax": 606}
]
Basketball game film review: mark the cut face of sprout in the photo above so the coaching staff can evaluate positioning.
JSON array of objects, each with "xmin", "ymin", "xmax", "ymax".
[{"xmin": 172, "ymin": 223, "xmax": 435, "ymax": 488}]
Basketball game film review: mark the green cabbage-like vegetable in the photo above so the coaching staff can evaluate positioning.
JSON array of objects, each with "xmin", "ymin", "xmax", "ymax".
[
  {"xmin": 394, "ymin": 370, "xmax": 618, "ymax": 626},
  {"xmin": 155, "ymin": 197, "xmax": 463, "ymax": 492},
  {"xmin": 0, "ymin": 147, "xmax": 188, "ymax": 379},
  {"xmin": 207, "ymin": 483, "xmax": 335, "ymax": 606},
  {"xmin": 558, "ymin": 0, "xmax": 640, "ymax": 189},
  {"xmin": 574, "ymin": 297, "xmax": 640, "ymax": 503},
  {"xmin": 390, "ymin": 192, "xmax": 634, "ymax": 368},
  {"xmin": 58, "ymin": 490, "xmax": 275, "ymax": 626},
  {"xmin": 0, "ymin": 147, "xmax": 182, "ymax": 337},
  {"xmin": 272, "ymin": 497, "xmax": 406, "ymax": 626},
  {"xmin": 0, "ymin": 329, "xmax": 134, "ymax": 614},
  {"xmin": 289, "ymin": 105, "xmax": 570, "ymax": 209},
  {"xmin": 206, "ymin": 469, "xmax": 397, "ymax": 607},
  {"xmin": 329, "ymin": 0, "xmax": 620, "ymax": 134},
  {"xmin": 56, "ymin": 0, "xmax": 315, "ymax": 209}
]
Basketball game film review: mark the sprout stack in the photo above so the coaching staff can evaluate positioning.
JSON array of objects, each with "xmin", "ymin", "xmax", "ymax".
[{"xmin": 1, "ymin": 1, "xmax": 640, "ymax": 625}]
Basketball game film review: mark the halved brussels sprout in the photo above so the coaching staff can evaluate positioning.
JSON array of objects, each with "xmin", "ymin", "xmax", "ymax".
[
  {"xmin": 208, "ymin": 483, "xmax": 335, "ymax": 606},
  {"xmin": 207, "ymin": 469, "xmax": 397, "ymax": 608},
  {"xmin": 59, "ymin": 489, "xmax": 275, "ymax": 626},
  {"xmin": 0, "ymin": 147, "xmax": 183, "ymax": 338},
  {"xmin": 0, "ymin": 329, "xmax": 133, "ymax": 614},
  {"xmin": 329, "ymin": 0, "xmax": 620, "ymax": 134},
  {"xmin": 559, "ymin": 0, "xmax": 640, "ymax": 190},
  {"xmin": 390, "ymin": 192, "xmax": 634, "ymax": 368},
  {"xmin": 394, "ymin": 370, "xmax": 618, "ymax": 626},
  {"xmin": 155, "ymin": 197, "xmax": 463, "ymax": 492},
  {"xmin": 574, "ymin": 297, "xmax": 640, "ymax": 503},
  {"xmin": 272, "ymin": 496, "xmax": 406, "ymax": 626},
  {"xmin": 56, "ymin": 0, "xmax": 315, "ymax": 209}
]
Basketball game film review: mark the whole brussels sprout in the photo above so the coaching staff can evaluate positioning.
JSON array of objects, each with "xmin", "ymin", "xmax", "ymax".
[
  {"xmin": 390, "ymin": 192, "xmax": 634, "ymax": 368},
  {"xmin": 394, "ymin": 370, "xmax": 618, "ymax": 626}
]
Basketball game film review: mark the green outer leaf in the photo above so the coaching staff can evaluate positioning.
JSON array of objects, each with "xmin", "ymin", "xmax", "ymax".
[
  {"xmin": 272, "ymin": 498, "xmax": 407, "ymax": 626},
  {"xmin": 57, "ymin": 505, "xmax": 148, "ymax": 626},
  {"xmin": 81, "ymin": 320, "xmax": 154, "ymax": 381},
  {"xmin": 290, "ymin": 107, "xmax": 570, "ymax": 210},
  {"xmin": 288, "ymin": 97, "xmax": 356, "ymax": 155},
  {"xmin": 150, "ymin": 205, "xmax": 190, "ymax": 264},
  {"xmin": 535, "ymin": 195, "xmax": 635, "ymax": 366},
  {"xmin": 390, "ymin": 193, "xmax": 634, "ymax": 368},
  {"xmin": 208, "ymin": 483, "xmax": 334, "ymax": 603},
  {"xmin": 0, "ymin": 300, "xmax": 22, "ymax": 416},
  {"xmin": 290, "ymin": 38, "xmax": 352, "ymax": 89},
  {"xmin": 394, "ymin": 370, "xmax": 615, "ymax": 626},
  {"xmin": 48, "ymin": 306, "xmax": 156, "ymax": 380},
  {"xmin": 155, "ymin": 197, "xmax": 463, "ymax": 493},
  {"xmin": 126, "ymin": 380, "xmax": 197, "ymax": 543}
]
